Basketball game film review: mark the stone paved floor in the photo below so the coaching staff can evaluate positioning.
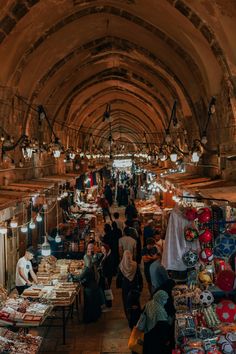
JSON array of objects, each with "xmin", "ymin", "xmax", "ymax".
[{"xmin": 31, "ymin": 205, "xmax": 149, "ymax": 354}]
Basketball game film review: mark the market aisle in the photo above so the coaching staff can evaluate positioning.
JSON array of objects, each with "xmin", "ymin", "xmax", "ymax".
[{"xmin": 35, "ymin": 205, "xmax": 149, "ymax": 354}]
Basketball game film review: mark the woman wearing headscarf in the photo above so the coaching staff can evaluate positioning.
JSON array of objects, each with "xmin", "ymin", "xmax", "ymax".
[
  {"xmin": 97, "ymin": 244, "xmax": 114, "ymax": 308},
  {"xmin": 118, "ymin": 250, "xmax": 143, "ymax": 319},
  {"xmin": 77, "ymin": 243, "xmax": 103, "ymax": 323},
  {"xmin": 138, "ymin": 290, "xmax": 171, "ymax": 354}
]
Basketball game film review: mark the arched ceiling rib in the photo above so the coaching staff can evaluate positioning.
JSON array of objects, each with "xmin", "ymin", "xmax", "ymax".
[{"xmin": 0, "ymin": 0, "xmax": 235, "ymax": 151}]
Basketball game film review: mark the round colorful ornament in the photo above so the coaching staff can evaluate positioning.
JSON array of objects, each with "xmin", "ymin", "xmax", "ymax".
[
  {"xmin": 199, "ymin": 248, "xmax": 214, "ymax": 263},
  {"xmin": 185, "ymin": 207, "xmax": 197, "ymax": 221},
  {"xmin": 199, "ymin": 229, "xmax": 213, "ymax": 243},
  {"xmin": 182, "ymin": 249, "xmax": 198, "ymax": 268},
  {"xmin": 184, "ymin": 227, "xmax": 199, "ymax": 242},
  {"xmin": 216, "ymin": 270, "xmax": 236, "ymax": 292},
  {"xmin": 217, "ymin": 335, "xmax": 234, "ymax": 354},
  {"xmin": 199, "ymin": 290, "xmax": 214, "ymax": 307},
  {"xmin": 216, "ymin": 300, "xmax": 236, "ymax": 323},
  {"xmin": 198, "ymin": 207, "xmax": 212, "ymax": 223}
]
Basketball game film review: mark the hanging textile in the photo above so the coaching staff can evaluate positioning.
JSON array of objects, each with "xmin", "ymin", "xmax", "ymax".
[{"xmin": 162, "ymin": 205, "xmax": 200, "ymax": 271}]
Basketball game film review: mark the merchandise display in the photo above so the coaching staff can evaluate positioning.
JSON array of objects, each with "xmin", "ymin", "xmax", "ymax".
[
  {"xmin": 0, "ymin": 328, "xmax": 42, "ymax": 354},
  {"xmin": 166, "ymin": 202, "xmax": 236, "ymax": 353},
  {"xmin": 0, "ymin": 297, "xmax": 51, "ymax": 326}
]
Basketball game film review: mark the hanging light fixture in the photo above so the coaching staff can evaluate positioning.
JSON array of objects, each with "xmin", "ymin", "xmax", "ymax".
[
  {"xmin": 55, "ymin": 199, "xmax": 62, "ymax": 243},
  {"xmin": 41, "ymin": 236, "xmax": 51, "ymax": 256},
  {"xmin": 10, "ymin": 217, "xmax": 18, "ymax": 228},
  {"xmin": 0, "ymin": 224, "xmax": 8, "ymax": 234},
  {"xmin": 29, "ymin": 219, "xmax": 36, "ymax": 229},
  {"xmin": 20, "ymin": 203, "xmax": 28, "ymax": 233},
  {"xmin": 36, "ymin": 213, "xmax": 42, "ymax": 222},
  {"xmin": 52, "ymin": 137, "xmax": 62, "ymax": 158},
  {"xmin": 41, "ymin": 209, "xmax": 51, "ymax": 256},
  {"xmin": 170, "ymin": 149, "xmax": 178, "ymax": 162},
  {"xmin": 191, "ymin": 151, "xmax": 200, "ymax": 163}
]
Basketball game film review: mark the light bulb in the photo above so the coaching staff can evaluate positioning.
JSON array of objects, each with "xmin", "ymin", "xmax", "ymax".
[
  {"xmin": 0, "ymin": 225, "xmax": 8, "ymax": 234},
  {"xmin": 57, "ymin": 196, "xmax": 61, "ymax": 201},
  {"xmin": 170, "ymin": 152, "xmax": 178, "ymax": 162},
  {"xmin": 36, "ymin": 213, "xmax": 42, "ymax": 222},
  {"xmin": 41, "ymin": 236, "xmax": 51, "ymax": 256},
  {"xmin": 10, "ymin": 219, "xmax": 18, "ymax": 228},
  {"xmin": 64, "ymin": 192, "xmax": 68, "ymax": 197},
  {"xmin": 201, "ymin": 136, "xmax": 207, "ymax": 144},
  {"xmin": 55, "ymin": 233, "xmax": 62, "ymax": 243},
  {"xmin": 21, "ymin": 225, "xmax": 28, "ymax": 233},
  {"xmin": 53, "ymin": 150, "xmax": 61, "ymax": 158},
  {"xmin": 191, "ymin": 151, "xmax": 200, "ymax": 163},
  {"xmin": 29, "ymin": 219, "xmax": 36, "ymax": 229},
  {"xmin": 69, "ymin": 153, "xmax": 75, "ymax": 160}
]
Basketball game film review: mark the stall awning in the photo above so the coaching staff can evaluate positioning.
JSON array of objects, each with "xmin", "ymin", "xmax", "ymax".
[
  {"xmin": 198, "ymin": 186, "xmax": 236, "ymax": 203},
  {"xmin": 162, "ymin": 173, "xmax": 212, "ymax": 187},
  {"xmin": 39, "ymin": 173, "xmax": 79, "ymax": 184}
]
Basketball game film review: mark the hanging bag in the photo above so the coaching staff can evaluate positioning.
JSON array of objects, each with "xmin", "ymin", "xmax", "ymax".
[{"xmin": 128, "ymin": 326, "xmax": 144, "ymax": 354}]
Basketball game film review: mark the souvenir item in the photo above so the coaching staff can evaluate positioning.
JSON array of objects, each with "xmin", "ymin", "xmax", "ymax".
[
  {"xmin": 214, "ymin": 233, "xmax": 236, "ymax": 257},
  {"xmin": 199, "ymin": 248, "xmax": 214, "ymax": 263},
  {"xmin": 198, "ymin": 269, "xmax": 213, "ymax": 285},
  {"xmin": 199, "ymin": 290, "xmax": 214, "ymax": 307},
  {"xmin": 198, "ymin": 208, "xmax": 212, "ymax": 223},
  {"xmin": 216, "ymin": 300, "xmax": 236, "ymax": 323},
  {"xmin": 199, "ymin": 229, "xmax": 213, "ymax": 243},
  {"xmin": 184, "ymin": 227, "xmax": 199, "ymax": 242},
  {"xmin": 202, "ymin": 306, "xmax": 220, "ymax": 327},
  {"xmin": 217, "ymin": 335, "xmax": 234, "ymax": 353},
  {"xmin": 182, "ymin": 250, "xmax": 198, "ymax": 268},
  {"xmin": 216, "ymin": 269, "xmax": 235, "ymax": 291},
  {"xmin": 185, "ymin": 207, "xmax": 197, "ymax": 221}
]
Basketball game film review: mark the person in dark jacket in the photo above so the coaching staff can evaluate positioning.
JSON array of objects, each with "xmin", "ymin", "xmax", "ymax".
[
  {"xmin": 111, "ymin": 221, "xmax": 122, "ymax": 275},
  {"xmin": 117, "ymin": 250, "xmax": 143, "ymax": 319},
  {"xmin": 127, "ymin": 289, "xmax": 141, "ymax": 329},
  {"xmin": 104, "ymin": 183, "xmax": 113, "ymax": 206},
  {"xmin": 125, "ymin": 199, "xmax": 138, "ymax": 221},
  {"xmin": 98, "ymin": 243, "xmax": 114, "ymax": 308},
  {"xmin": 102, "ymin": 224, "xmax": 114, "ymax": 251}
]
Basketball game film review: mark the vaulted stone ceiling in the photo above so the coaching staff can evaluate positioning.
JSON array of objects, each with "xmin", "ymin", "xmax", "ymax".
[{"xmin": 0, "ymin": 0, "xmax": 235, "ymax": 151}]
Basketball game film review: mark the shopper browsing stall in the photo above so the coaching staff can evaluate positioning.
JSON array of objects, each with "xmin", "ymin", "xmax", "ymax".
[
  {"xmin": 119, "ymin": 227, "xmax": 137, "ymax": 260},
  {"xmin": 15, "ymin": 248, "xmax": 38, "ymax": 295},
  {"xmin": 142, "ymin": 238, "xmax": 160, "ymax": 294}
]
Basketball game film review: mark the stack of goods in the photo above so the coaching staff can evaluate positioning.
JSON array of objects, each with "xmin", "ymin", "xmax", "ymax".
[
  {"xmin": 0, "ymin": 298, "xmax": 51, "ymax": 326},
  {"xmin": 40, "ymin": 283, "xmax": 78, "ymax": 306},
  {"xmin": 37, "ymin": 257, "xmax": 84, "ymax": 283},
  {"xmin": 0, "ymin": 328, "xmax": 42, "ymax": 353},
  {"xmin": 0, "ymin": 285, "xmax": 7, "ymax": 307}
]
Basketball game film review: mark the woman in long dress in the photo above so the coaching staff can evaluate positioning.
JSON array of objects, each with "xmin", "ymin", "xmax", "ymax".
[
  {"xmin": 78, "ymin": 243, "xmax": 103, "ymax": 323},
  {"xmin": 117, "ymin": 250, "xmax": 143, "ymax": 319}
]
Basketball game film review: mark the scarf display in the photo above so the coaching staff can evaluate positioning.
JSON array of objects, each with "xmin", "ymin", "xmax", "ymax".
[
  {"xmin": 144, "ymin": 290, "xmax": 168, "ymax": 333},
  {"xmin": 119, "ymin": 250, "xmax": 137, "ymax": 281}
]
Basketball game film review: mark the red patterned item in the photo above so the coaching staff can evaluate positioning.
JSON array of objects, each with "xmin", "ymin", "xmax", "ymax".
[
  {"xmin": 184, "ymin": 227, "xmax": 199, "ymax": 242},
  {"xmin": 216, "ymin": 270, "xmax": 236, "ymax": 291},
  {"xmin": 198, "ymin": 208, "xmax": 212, "ymax": 223},
  {"xmin": 185, "ymin": 207, "xmax": 197, "ymax": 221},
  {"xmin": 199, "ymin": 229, "xmax": 213, "ymax": 243},
  {"xmin": 216, "ymin": 300, "xmax": 236, "ymax": 323},
  {"xmin": 199, "ymin": 248, "xmax": 214, "ymax": 263}
]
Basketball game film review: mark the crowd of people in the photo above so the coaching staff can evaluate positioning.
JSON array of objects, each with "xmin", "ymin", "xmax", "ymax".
[{"xmin": 76, "ymin": 187, "xmax": 175, "ymax": 354}]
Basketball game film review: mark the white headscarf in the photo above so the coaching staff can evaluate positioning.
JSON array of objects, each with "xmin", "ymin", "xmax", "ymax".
[{"xmin": 119, "ymin": 250, "xmax": 137, "ymax": 281}]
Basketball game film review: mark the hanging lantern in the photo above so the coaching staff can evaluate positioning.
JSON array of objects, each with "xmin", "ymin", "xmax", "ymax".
[
  {"xmin": 29, "ymin": 219, "xmax": 36, "ymax": 229},
  {"xmin": 55, "ymin": 232, "xmax": 62, "ymax": 243},
  {"xmin": 41, "ymin": 235, "xmax": 51, "ymax": 256},
  {"xmin": 69, "ymin": 152, "xmax": 75, "ymax": 160},
  {"xmin": 10, "ymin": 218, "xmax": 18, "ymax": 228},
  {"xmin": 36, "ymin": 213, "xmax": 42, "ymax": 222},
  {"xmin": 191, "ymin": 151, "xmax": 200, "ymax": 163},
  {"xmin": 20, "ymin": 225, "xmax": 28, "ymax": 233}
]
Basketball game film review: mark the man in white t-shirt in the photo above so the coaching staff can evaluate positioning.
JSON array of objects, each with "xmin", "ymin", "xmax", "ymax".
[{"xmin": 15, "ymin": 248, "xmax": 38, "ymax": 295}]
